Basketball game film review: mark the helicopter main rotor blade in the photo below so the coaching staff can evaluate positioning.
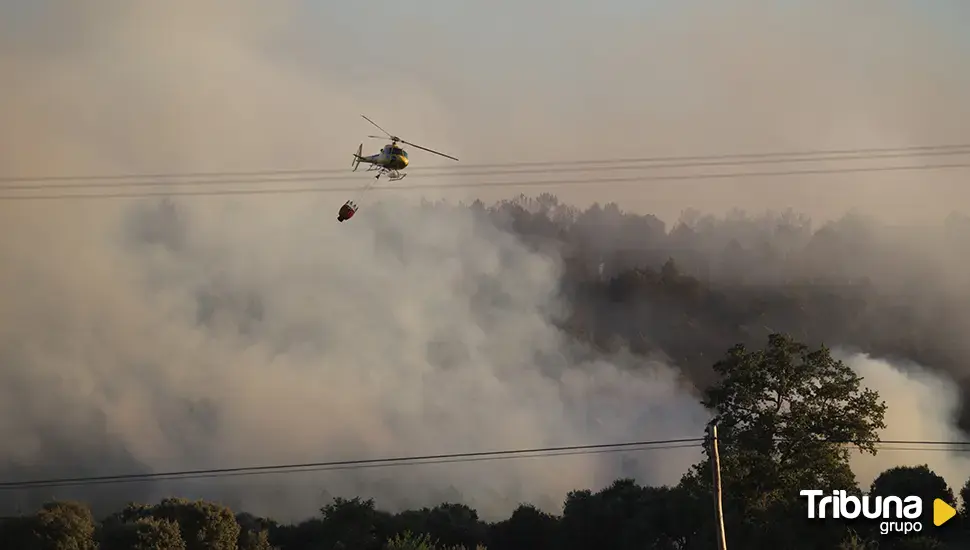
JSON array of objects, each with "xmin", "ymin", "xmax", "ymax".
[
  {"xmin": 360, "ymin": 115, "xmax": 393, "ymax": 139},
  {"xmin": 360, "ymin": 115, "xmax": 456, "ymax": 160},
  {"xmin": 401, "ymin": 139, "xmax": 459, "ymax": 161}
]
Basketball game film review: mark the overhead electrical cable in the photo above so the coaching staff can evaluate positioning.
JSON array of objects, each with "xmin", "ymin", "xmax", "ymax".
[
  {"xmin": 2, "ymin": 143, "xmax": 970, "ymax": 186},
  {"xmin": 1, "ymin": 437, "xmax": 968, "ymax": 490},
  {"xmin": 3, "ymin": 146, "xmax": 970, "ymax": 192},
  {"xmin": 0, "ymin": 438, "xmax": 704, "ymax": 490},
  {"xmin": 1, "ymin": 160, "xmax": 968, "ymax": 202}
]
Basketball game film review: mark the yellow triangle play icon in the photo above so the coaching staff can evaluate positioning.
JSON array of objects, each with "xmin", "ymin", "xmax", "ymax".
[{"xmin": 933, "ymin": 498, "xmax": 956, "ymax": 526}]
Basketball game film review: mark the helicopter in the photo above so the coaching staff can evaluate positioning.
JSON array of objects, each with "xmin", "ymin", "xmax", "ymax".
[{"xmin": 352, "ymin": 114, "xmax": 458, "ymax": 181}]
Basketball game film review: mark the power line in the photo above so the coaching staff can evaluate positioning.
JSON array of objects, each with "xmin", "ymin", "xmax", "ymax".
[
  {"xmin": 2, "ymin": 160, "xmax": 967, "ymax": 202},
  {"xmin": 4, "ymin": 147, "xmax": 970, "ymax": 192},
  {"xmin": 1, "ymin": 437, "xmax": 968, "ymax": 490},
  {"xmin": 0, "ymin": 438, "xmax": 704, "ymax": 490},
  {"xmin": 0, "ymin": 444, "xmax": 706, "ymax": 490},
  {"xmin": 2, "ymin": 143, "xmax": 969, "ymax": 185}
]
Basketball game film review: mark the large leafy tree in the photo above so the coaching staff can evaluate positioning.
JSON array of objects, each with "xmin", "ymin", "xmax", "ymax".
[
  {"xmin": 236, "ymin": 513, "xmax": 277, "ymax": 550},
  {"xmin": 31, "ymin": 501, "xmax": 99, "ymax": 550},
  {"xmin": 679, "ymin": 333, "xmax": 888, "ymax": 548},
  {"xmin": 101, "ymin": 517, "xmax": 187, "ymax": 550},
  {"xmin": 317, "ymin": 496, "xmax": 394, "ymax": 550},
  {"xmin": 871, "ymin": 466, "xmax": 954, "ymax": 527},
  {"xmin": 486, "ymin": 504, "xmax": 558, "ymax": 550},
  {"xmin": 867, "ymin": 465, "xmax": 956, "ymax": 549},
  {"xmin": 559, "ymin": 479, "xmax": 690, "ymax": 550},
  {"xmin": 146, "ymin": 498, "xmax": 240, "ymax": 550}
]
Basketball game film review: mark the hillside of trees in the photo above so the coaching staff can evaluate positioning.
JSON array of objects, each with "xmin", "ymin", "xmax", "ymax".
[{"xmin": 3, "ymin": 333, "xmax": 969, "ymax": 549}]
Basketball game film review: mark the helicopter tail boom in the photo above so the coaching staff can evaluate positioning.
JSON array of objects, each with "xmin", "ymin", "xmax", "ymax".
[{"xmin": 352, "ymin": 143, "xmax": 363, "ymax": 171}]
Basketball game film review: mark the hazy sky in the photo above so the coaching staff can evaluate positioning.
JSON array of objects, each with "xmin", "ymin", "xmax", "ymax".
[{"xmin": 2, "ymin": 0, "xmax": 969, "ymax": 222}]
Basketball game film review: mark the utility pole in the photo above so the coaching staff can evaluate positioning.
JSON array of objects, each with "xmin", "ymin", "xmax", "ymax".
[{"xmin": 707, "ymin": 421, "xmax": 728, "ymax": 550}]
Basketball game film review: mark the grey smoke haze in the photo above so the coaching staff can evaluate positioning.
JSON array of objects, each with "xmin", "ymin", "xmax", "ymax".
[
  {"xmin": 549, "ymin": 201, "xmax": 970, "ymax": 436},
  {"xmin": 3, "ymin": 1, "xmax": 970, "ymax": 221},
  {"xmin": 2, "ymin": 0, "xmax": 970, "ymax": 521},
  {"xmin": 0, "ymin": 197, "xmax": 711, "ymax": 520},
  {"xmin": 846, "ymin": 353, "xmax": 970, "ymax": 502}
]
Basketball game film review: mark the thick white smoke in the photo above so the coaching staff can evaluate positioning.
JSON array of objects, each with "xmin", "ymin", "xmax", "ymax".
[
  {"xmin": 0, "ymin": 196, "xmax": 711, "ymax": 520},
  {"xmin": 844, "ymin": 353, "xmax": 970, "ymax": 503},
  {"xmin": 0, "ymin": 0, "xmax": 713, "ymax": 521}
]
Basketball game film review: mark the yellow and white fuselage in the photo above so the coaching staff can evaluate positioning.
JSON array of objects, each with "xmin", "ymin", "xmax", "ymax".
[{"xmin": 352, "ymin": 143, "xmax": 409, "ymax": 181}]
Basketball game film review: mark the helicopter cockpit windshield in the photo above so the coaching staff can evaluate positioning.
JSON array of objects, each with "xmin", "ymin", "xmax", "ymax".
[{"xmin": 390, "ymin": 146, "xmax": 406, "ymax": 157}]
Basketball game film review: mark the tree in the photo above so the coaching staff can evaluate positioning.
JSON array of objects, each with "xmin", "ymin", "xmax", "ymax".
[
  {"xmin": 317, "ymin": 496, "xmax": 393, "ymax": 550},
  {"xmin": 887, "ymin": 538, "xmax": 944, "ymax": 550},
  {"xmin": 236, "ymin": 513, "xmax": 277, "ymax": 550},
  {"xmin": 679, "ymin": 333, "xmax": 888, "ymax": 548},
  {"xmin": 421, "ymin": 503, "xmax": 485, "ymax": 549},
  {"xmin": 961, "ymin": 477, "xmax": 970, "ymax": 517},
  {"xmin": 870, "ymin": 465, "xmax": 954, "ymax": 533},
  {"xmin": 838, "ymin": 529, "xmax": 878, "ymax": 549},
  {"xmin": 101, "ymin": 517, "xmax": 187, "ymax": 550},
  {"xmin": 385, "ymin": 532, "xmax": 437, "ymax": 550},
  {"xmin": 486, "ymin": 504, "xmax": 558, "ymax": 550},
  {"xmin": 238, "ymin": 528, "xmax": 275, "ymax": 550},
  {"xmin": 559, "ymin": 478, "xmax": 690, "ymax": 550},
  {"xmin": 0, "ymin": 516, "xmax": 42, "ymax": 549},
  {"xmin": 32, "ymin": 500, "xmax": 99, "ymax": 550},
  {"xmin": 149, "ymin": 498, "xmax": 240, "ymax": 550},
  {"xmin": 384, "ymin": 530, "xmax": 487, "ymax": 550}
]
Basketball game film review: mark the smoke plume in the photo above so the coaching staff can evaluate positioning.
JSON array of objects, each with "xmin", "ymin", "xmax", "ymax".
[
  {"xmin": 845, "ymin": 353, "xmax": 970, "ymax": 501},
  {"xmin": 0, "ymin": 197, "xmax": 710, "ymax": 520}
]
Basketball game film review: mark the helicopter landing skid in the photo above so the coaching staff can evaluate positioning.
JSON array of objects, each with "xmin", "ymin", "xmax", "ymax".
[{"xmin": 374, "ymin": 170, "xmax": 407, "ymax": 182}]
